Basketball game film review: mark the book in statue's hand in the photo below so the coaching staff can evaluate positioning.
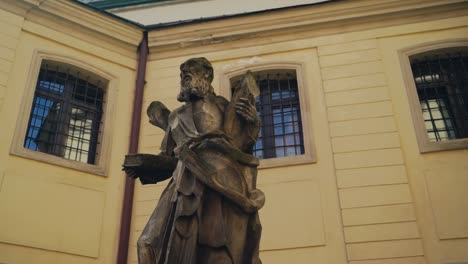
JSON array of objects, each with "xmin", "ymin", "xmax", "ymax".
[
  {"xmin": 224, "ymin": 71, "xmax": 260, "ymax": 152},
  {"xmin": 123, "ymin": 153, "xmax": 178, "ymax": 185}
]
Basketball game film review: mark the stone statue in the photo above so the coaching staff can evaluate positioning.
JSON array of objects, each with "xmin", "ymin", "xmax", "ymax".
[{"xmin": 123, "ymin": 57, "xmax": 265, "ymax": 264}]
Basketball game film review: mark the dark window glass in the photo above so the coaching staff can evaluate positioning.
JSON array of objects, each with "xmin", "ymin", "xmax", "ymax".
[
  {"xmin": 232, "ymin": 69, "xmax": 304, "ymax": 159},
  {"xmin": 24, "ymin": 61, "xmax": 105, "ymax": 164},
  {"xmin": 410, "ymin": 49, "xmax": 468, "ymax": 142}
]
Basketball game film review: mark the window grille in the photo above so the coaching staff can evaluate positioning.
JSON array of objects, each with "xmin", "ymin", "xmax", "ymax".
[
  {"xmin": 410, "ymin": 49, "xmax": 468, "ymax": 142},
  {"xmin": 232, "ymin": 69, "xmax": 304, "ymax": 159},
  {"xmin": 24, "ymin": 60, "xmax": 105, "ymax": 164}
]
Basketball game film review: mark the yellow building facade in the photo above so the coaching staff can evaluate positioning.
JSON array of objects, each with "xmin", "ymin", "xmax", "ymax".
[{"xmin": 0, "ymin": 0, "xmax": 467, "ymax": 264}]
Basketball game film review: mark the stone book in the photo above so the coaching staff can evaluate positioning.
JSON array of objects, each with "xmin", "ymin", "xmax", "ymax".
[
  {"xmin": 123, "ymin": 153, "xmax": 177, "ymax": 184},
  {"xmin": 224, "ymin": 70, "xmax": 260, "ymax": 152}
]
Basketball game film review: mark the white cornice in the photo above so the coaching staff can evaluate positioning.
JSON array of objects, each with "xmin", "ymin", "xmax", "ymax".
[
  {"xmin": 39, "ymin": 0, "xmax": 142, "ymax": 46},
  {"xmin": 1, "ymin": 0, "xmax": 142, "ymax": 48},
  {"xmin": 147, "ymin": 0, "xmax": 468, "ymax": 57},
  {"xmin": 0, "ymin": 0, "xmax": 38, "ymax": 17}
]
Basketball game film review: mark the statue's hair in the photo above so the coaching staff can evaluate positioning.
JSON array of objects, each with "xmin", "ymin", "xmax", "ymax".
[{"xmin": 180, "ymin": 57, "xmax": 214, "ymax": 83}]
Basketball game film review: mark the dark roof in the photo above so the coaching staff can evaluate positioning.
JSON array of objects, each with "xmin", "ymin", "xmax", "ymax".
[
  {"xmin": 73, "ymin": 0, "xmax": 340, "ymax": 30},
  {"xmin": 88, "ymin": 0, "xmax": 173, "ymax": 9},
  {"xmin": 72, "ymin": 0, "xmax": 145, "ymax": 27}
]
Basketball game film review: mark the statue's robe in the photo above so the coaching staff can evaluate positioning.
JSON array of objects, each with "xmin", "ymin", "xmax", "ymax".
[{"xmin": 137, "ymin": 95, "xmax": 263, "ymax": 264}]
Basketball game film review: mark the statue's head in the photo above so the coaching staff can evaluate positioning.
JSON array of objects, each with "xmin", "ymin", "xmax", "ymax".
[{"xmin": 177, "ymin": 57, "xmax": 215, "ymax": 102}]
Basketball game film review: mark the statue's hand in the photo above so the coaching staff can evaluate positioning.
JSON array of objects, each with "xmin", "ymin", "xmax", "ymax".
[
  {"xmin": 235, "ymin": 98, "xmax": 258, "ymax": 123},
  {"xmin": 122, "ymin": 166, "xmax": 138, "ymax": 179},
  {"xmin": 249, "ymin": 189, "xmax": 266, "ymax": 210}
]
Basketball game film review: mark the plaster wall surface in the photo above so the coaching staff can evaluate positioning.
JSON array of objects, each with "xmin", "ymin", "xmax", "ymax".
[
  {"xmin": 379, "ymin": 28, "xmax": 468, "ymax": 264},
  {"xmin": 0, "ymin": 2, "xmax": 141, "ymax": 263},
  {"xmin": 130, "ymin": 5, "xmax": 468, "ymax": 264},
  {"xmin": 0, "ymin": 0, "xmax": 467, "ymax": 264},
  {"xmin": 0, "ymin": 8, "xmax": 22, "ymax": 113}
]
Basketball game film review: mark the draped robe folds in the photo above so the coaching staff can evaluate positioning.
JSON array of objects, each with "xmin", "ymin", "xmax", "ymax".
[{"xmin": 137, "ymin": 95, "xmax": 264, "ymax": 264}]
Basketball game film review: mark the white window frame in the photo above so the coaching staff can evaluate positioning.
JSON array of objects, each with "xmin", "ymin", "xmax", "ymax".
[
  {"xmin": 10, "ymin": 50, "xmax": 118, "ymax": 176},
  {"xmin": 220, "ymin": 61, "xmax": 316, "ymax": 169},
  {"xmin": 399, "ymin": 39, "xmax": 468, "ymax": 153}
]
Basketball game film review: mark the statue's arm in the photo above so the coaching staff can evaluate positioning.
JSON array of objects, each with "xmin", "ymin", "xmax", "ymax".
[
  {"xmin": 160, "ymin": 122, "xmax": 176, "ymax": 157},
  {"xmin": 123, "ymin": 131, "xmax": 177, "ymax": 184},
  {"xmin": 232, "ymin": 97, "xmax": 260, "ymax": 153},
  {"xmin": 235, "ymin": 98, "xmax": 260, "ymax": 134},
  {"xmin": 123, "ymin": 113, "xmax": 178, "ymax": 185}
]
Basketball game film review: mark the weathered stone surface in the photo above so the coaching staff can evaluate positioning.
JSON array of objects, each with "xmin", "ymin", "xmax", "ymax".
[{"xmin": 123, "ymin": 58, "xmax": 264, "ymax": 264}]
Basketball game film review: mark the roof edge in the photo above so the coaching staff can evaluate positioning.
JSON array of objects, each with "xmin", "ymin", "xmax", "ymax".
[
  {"xmin": 145, "ymin": 0, "xmax": 339, "ymax": 29},
  {"xmin": 89, "ymin": 0, "xmax": 172, "ymax": 10},
  {"xmin": 72, "ymin": 0, "xmax": 145, "ymax": 28}
]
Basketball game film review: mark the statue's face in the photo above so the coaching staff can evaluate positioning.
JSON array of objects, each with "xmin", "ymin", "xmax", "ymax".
[{"xmin": 177, "ymin": 67, "xmax": 211, "ymax": 102}]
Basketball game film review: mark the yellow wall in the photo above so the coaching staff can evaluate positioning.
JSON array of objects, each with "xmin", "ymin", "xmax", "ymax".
[
  {"xmin": 0, "ymin": 1, "xmax": 141, "ymax": 263},
  {"xmin": 1, "ymin": 1, "xmax": 467, "ymax": 264},
  {"xmin": 380, "ymin": 28, "xmax": 468, "ymax": 264},
  {"xmin": 0, "ymin": 8, "xmax": 21, "ymax": 115},
  {"xmin": 129, "ymin": 2, "xmax": 468, "ymax": 264}
]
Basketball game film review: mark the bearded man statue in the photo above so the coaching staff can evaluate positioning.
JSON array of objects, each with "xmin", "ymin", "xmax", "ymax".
[{"xmin": 123, "ymin": 57, "xmax": 264, "ymax": 264}]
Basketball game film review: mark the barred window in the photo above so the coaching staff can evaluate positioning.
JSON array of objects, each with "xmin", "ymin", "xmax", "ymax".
[
  {"xmin": 24, "ymin": 60, "xmax": 106, "ymax": 164},
  {"xmin": 410, "ymin": 48, "xmax": 468, "ymax": 142},
  {"xmin": 231, "ymin": 69, "xmax": 304, "ymax": 159}
]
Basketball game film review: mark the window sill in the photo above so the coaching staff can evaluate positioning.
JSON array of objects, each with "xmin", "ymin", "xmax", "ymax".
[
  {"xmin": 419, "ymin": 138, "xmax": 468, "ymax": 153},
  {"xmin": 10, "ymin": 147, "xmax": 107, "ymax": 176},
  {"xmin": 258, "ymin": 154, "xmax": 316, "ymax": 169}
]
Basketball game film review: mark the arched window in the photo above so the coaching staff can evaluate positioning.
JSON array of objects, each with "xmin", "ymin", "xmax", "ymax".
[
  {"xmin": 224, "ymin": 61, "xmax": 317, "ymax": 168},
  {"xmin": 23, "ymin": 60, "xmax": 106, "ymax": 164},
  {"xmin": 401, "ymin": 43, "xmax": 468, "ymax": 152},
  {"xmin": 409, "ymin": 48, "xmax": 468, "ymax": 142}
]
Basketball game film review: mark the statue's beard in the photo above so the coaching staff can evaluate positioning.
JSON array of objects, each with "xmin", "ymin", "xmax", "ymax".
[{"xmin": 177, "ymin": 79, "xmax": 213, "ymax": 102}]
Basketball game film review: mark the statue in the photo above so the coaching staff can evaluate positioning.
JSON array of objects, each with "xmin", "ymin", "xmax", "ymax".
[{"xmin": 123, "ymin": 57, "xmax": 265, "ymax": 264}]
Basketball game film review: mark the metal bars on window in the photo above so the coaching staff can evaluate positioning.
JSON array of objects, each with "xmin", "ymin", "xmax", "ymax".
[
  {"xmin": 235, "ymin": 70, "xmax": 304, "ymax": 159},
  {"xmin": 410, "ymin": 49, "xmax": 468, "ymax": 142},
  {"xmin": 24, "ymin": 61, "xmax": 105, "ymax": 164}
]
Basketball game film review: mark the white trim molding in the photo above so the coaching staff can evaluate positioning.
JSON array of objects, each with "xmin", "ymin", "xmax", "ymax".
[
  {"xmin": 220, "ymin": 61, "xmax": 316, "ymax": 169},
  {"xmin": 0, "ymin": 0, "xmax": 142, "ymax": 46},
  {"xmin": 0, "ymin": 0, "xmax": 142, "ymax": 69},
  {"xmin": 10, "ymin": 50, "xmax": 119, "ymax": 176},
  {"xmin": 399, "ymin": 39, "xmax": 468, "ymax": 153},
  {"xmin": 147, "ymin": 0, "xmax": 468, "ymax": 59}
]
